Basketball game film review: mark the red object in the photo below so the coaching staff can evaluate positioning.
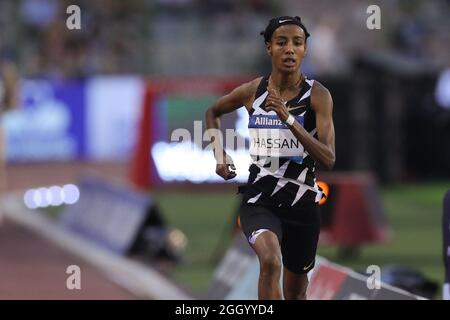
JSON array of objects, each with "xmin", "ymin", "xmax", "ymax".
[
  {"xmin": 129, "ymin": 88, "xmax": 154, "ymax": 190},
  {"xmin": 307, "ymin": 264, "xmax": 348, "ymax": 300},
  {"xmin": 128, "ymin": 77, "xmax": 254, "ymax": 190},
  {"xmin": 319, "ymin": 172, "xmax": 390, "ymax": 246}
]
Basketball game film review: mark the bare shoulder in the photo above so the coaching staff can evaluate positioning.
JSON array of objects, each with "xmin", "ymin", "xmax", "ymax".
[
  {"xmin": 237, "ymin": 76, "xmax": 262, "ymax": 97},
  {"xmin": 312, "ymin": 80, "xmax": 332, "ymax": 102},
  {"xmin": 311, "ymin": 80, "xmax": 333, "ymax": 112},
  {"xmin": 234, "ymin": 77, "xmax": 263, "ymax": 110},
  {"xmin": 241, "ymin": 76, "xmax": 263, "ymax": 90},
  {"xmin": 247, "ymin": 76, "xmax": 264, "ymax": 92}
]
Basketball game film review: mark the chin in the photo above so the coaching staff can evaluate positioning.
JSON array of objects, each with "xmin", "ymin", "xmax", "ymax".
[{"xmin": 280, "ymin": 66, "xmax": 299, "ymax": 73}]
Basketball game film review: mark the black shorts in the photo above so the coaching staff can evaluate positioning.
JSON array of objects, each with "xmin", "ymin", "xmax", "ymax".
[{"xmin": 239, "ymin": 203, "xmax": 321, "ymax": 274}]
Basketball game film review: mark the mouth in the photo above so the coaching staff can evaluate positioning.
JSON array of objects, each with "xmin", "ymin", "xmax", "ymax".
[{"xmin": 282, "ymin": 57, "xmax": 296, "ymax": 67}]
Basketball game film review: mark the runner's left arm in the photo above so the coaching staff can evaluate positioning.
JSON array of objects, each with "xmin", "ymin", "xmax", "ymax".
[{"xmin": 265, "ymin": 82, "xmax": 335, "ymax": 170}]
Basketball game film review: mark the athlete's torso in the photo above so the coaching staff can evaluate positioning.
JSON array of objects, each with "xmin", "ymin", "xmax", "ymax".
[{"xmin": 241, "ymin": 75, "xmax": 323, "ymax": 208}]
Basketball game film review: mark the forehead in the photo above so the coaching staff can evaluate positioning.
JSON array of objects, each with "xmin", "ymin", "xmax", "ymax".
[{"xmin": 272, "ymin": 24, "xmax": 305, "ymax": 38}]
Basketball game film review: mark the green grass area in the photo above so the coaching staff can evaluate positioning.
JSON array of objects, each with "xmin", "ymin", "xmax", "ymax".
[
  {"xmin": 318, "ymin": 183, "xmax": 448, "ymax": 286},
  {"xmin": 153, "ymin": 191, "xmax": 240, "ymax": 294},
  {"xmin": 154, "ymin": 182, "xmax": 449, "ymax": 297}
]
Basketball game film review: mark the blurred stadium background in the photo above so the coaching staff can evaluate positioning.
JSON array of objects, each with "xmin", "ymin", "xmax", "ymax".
[{"xmin": 1, "ymin": 0, "xmax": 449, "ymax": 300}]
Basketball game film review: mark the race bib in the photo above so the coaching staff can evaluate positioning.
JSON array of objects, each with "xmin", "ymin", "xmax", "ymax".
[{"xmin": 248, "ymin": 114, "xmax": 304, "ymax": 162}]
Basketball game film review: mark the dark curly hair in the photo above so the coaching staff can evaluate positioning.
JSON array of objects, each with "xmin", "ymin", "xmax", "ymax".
[{"xmin": 260, "ymin": 16, "xmax": 310, "ymax": 43}]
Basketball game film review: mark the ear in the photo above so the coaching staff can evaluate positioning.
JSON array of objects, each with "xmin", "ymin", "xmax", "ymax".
[{"xmin": 265, "ymin": 42, "xmax": 272, "ymax": 57}]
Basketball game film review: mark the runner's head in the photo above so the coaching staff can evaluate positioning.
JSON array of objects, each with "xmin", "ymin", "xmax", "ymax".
[{"xmin": 261, "ymin": 16, "xmax": 310, "ymax": 73}]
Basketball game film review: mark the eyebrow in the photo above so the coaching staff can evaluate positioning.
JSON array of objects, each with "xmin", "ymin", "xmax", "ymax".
[{"xmin": 274, "ymin": 35, "xmax": 304, "ymax": 40}]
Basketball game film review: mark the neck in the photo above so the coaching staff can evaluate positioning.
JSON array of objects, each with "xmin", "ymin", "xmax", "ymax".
[{"xmin": 270, "ymin": 71, "xmax": 302, "ymax": 92}]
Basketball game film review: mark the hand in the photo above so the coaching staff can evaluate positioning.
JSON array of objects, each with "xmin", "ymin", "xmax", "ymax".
[
  {"xmin": 215, "ymin": 153, "xmax": 237, "ymax": 181},
  {"xmin": 265, "ymin": 87, "xmax": 290, "ymax": 122}
]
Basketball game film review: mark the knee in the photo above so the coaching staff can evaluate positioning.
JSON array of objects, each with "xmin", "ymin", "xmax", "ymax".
[
  {"xmin": 258, "ymin": 253, "xmax": 282, "ymax": 277},
  {"xmin": 284, "ymin": 278, "xmax": 308, "ymax": 300}
]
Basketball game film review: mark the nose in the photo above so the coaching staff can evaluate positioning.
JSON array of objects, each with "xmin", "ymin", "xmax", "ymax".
[{"xmin": 285, "ymin": 41, "xmax": 294, "ymax": 54}]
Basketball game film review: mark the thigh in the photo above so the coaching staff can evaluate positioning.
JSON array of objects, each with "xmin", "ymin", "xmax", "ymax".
[
  {"xmin": 239, "ymin": 204, "xmax": 283, "ymax": 245},
  {"xmin": 280, "ymin": 206, "xmax": 320, "ymax": 274},
  {"xmin": 250, "ymin": 229, "xmax": 282, "ymax": 263}
]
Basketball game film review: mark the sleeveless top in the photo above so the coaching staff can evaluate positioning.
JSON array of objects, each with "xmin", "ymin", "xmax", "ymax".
[{"xmin": 240, "ymin": 75, "xmax": 324, "ymax": 208}]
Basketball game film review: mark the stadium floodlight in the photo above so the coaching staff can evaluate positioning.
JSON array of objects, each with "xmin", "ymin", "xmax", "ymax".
[
  {"xmin": 48, "ymin": 185, "xmax": 63, "ymax": 206},
  {"xmin": 62, "ymin": 184, "xmax": 80, "ymax": 205},
  {"xmin": 23, "ymin": 184, "xmax": 81, "ymax": 209},
  {"xmin": 35, "ymin": 188, "xmax": 48, "ymax": 208},
  {"xmin": 45, "ymin": 188, "xmax": 53, "ymax": 206},
  {"xmin": 24, "ymin": 189, "xmax": 38, "ymax": 209}
]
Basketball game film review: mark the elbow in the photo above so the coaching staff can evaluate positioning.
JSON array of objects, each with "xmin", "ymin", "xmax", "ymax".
[
  {"xmin": 328, "ymin": 156, "xmax": 336, "ymax": 170},
  {"xmin": 205, "ymin": 106, "xmax": 217, "ymax": 120},
  {"xmin": 322, "ymin": 155, "xmax": 335, "ymax": 171},
  {"xmin": 205, "ymin": 107, "xmax": 212, "ymax": 119},
  {"xmin": 326, "ymin": 160, "xmax": 335, "ymax": 171}
]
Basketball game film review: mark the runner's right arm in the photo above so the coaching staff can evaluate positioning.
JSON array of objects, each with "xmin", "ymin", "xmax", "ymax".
[{"xmin": 205, "ymin": 78, "xmax": 261, "ymax": 180}]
